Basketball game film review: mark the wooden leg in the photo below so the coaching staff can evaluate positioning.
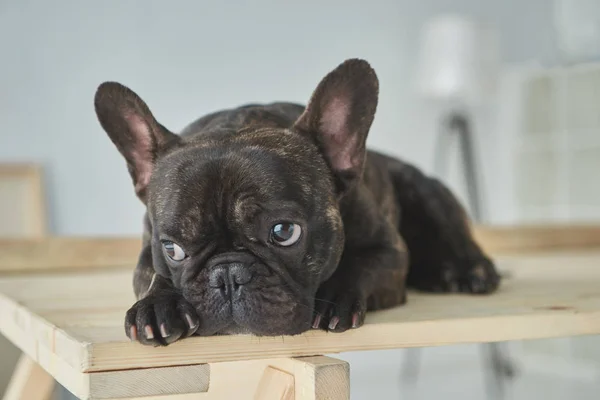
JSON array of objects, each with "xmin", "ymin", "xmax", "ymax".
[
  {"xmin": 254, "ymin": 367, "xmax": 295, "ymax": 400},
  {"xmin": 3, "ymin": 354, "xmax": 54, "ymax": 400},
  {"xmin": 207, "ymin": 356, "xmax": 350, "ymax": 400}
]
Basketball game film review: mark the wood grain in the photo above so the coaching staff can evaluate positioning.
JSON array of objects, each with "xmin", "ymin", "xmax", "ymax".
[
  {"xmin": 292, "ymin": 356, "xmax": 349, "ymax": 400},
  {"xmin": 89, "ymin": 364, "xmax": 210, "ymax": 400},
  {"xmin": 0, "ymin": 251, "xmax": 599, "ymax": 376},
  {"xmin": 1, "ymin": 225, "xmax": 599, "ymax": 273},
  {"xmin": 100, "ymin": 356, "xmax": 348, "ymax": 400}
]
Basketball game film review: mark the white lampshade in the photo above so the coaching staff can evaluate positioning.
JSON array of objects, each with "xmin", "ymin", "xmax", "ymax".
[{"xmin": 415, "ymin": 14, "xmax": 501, "ymax": 105}]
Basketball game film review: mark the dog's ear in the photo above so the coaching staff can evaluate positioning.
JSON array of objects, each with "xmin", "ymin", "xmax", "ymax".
[
  {"xmin": 294, "ymin": 59, "xmax": 379, "ymax": 195},
  {"xmin": 94, "ymin": 82, "xmax": 179, "ymax": 203}
]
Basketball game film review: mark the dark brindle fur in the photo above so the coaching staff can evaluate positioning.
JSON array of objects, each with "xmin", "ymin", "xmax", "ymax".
[{"xmin": 94, "ymin": 59, "xmax": 500, "ymax": 345}]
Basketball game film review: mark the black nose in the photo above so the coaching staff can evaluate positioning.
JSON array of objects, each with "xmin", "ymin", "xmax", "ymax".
[{"xmin": 208, "ymin": 263, "xmax": 254, "ymax": 300}]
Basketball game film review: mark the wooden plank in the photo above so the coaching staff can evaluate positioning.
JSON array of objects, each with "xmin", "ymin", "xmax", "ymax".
[
  {"xmin": 2, "ymin": 355, "xmax": 54, "ymax": 400},
  {"xmin": 1, "ymin": 225, "xmax": 600, "ymax": 273},
  {"xmin": 473, "ymin": 224, "xmax": 600, "ymax": 254},
  {"xmin": 0, "ymin": 237, "xmax": 142, "ymax": 273},
  {"xmin": 1, "ymin": 354, "xmax": 342, "ymax": 400},
  {"xmin": 105, "ymin": 356, "xmax": 347, "ymax": 400},
  {"xmin": 88, "ymin": 364, "xmax": 210, "ymax": 400},
  {"xmin": 0, "ymin": 314, "xmax": 210, "ymax": 400},
  {"xmin": 0, "ymin": 251, "xmax": 599, "ymax": 374}
]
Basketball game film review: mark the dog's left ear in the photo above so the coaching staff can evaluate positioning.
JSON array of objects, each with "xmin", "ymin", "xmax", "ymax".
[
  {"xmin": 94, "ymin": 82, "xmax": 180, "ymax": 203},
  {"xmin": 294, "ymin": 58, "xmax": 379, "ymax": 195}
]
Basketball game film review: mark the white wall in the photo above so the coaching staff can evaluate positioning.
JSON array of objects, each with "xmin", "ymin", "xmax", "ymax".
[
  {"xmin": 1, "ymin": 2, "xmax": 573, "ymax": 399},
  {"xmin": 0, "ymin": 0, "xmax": 558, "ymax": 235}
]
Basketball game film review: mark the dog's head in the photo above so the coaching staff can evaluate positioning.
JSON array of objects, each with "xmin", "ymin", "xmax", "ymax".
[{"xmin": 94, "ymin": 59, "xmax": 378, "ymax": 335}]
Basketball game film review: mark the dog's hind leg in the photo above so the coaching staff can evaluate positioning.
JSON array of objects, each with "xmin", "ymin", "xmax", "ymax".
[{"xmin": 386, "ymin": 160, "xmax": 500, "ymax": 294}]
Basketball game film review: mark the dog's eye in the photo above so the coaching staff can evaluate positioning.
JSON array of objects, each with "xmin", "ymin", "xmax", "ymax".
[
  {"xmin": 271, "ymin": 223, "xmax": 302, "ymax": 246},
  {"xmin": 162, "ymin": 241, "xmax": 187, "ymax": 261}
]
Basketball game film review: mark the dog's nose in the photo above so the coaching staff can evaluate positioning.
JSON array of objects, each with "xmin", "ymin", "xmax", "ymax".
[{"xmin": 208, "ymin": 263, "xmax": 254, "ymax": 300}]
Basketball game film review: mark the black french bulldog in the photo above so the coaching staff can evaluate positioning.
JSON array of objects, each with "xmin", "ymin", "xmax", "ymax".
[{"xmin": 94, "ymin": 59, "xmax": 500, "ymax": 346}]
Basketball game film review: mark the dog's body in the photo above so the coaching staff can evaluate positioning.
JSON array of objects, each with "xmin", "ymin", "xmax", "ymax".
[{"xmin": 95, "ymin": 59, "xmax": 500, "ymax": 345}]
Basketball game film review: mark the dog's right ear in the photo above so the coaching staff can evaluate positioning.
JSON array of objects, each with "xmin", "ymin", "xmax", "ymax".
[
  {"xmin": 294, "ymin": 59, "xmax": 379, "ymax": 196},
  {"xmin": 94, "ymin": 82, "xmax": 179, "ymax": 203}
]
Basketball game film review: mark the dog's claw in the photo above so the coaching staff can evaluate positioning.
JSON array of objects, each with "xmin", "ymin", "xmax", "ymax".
[
  {"xmin": 125, "ymin": 293, "xmax": 199, "ymax": 346},
  {"xmin": 144, "ymin": 325, "xmax": 154, "ymax": 340},
  {"xmin": 129, "ymin": 326, "xmax": 137, "ymax": 341},
  {"xmin": 160, "ymin": 323, "xmax": 169, "ymax": 338},
  {"xmin": 351, "ymin": 313, "xmax": 360, "ymax": 328},
  {"xmin": 313, "ymin": 286, "xmax": 367, "ymax": 332},
  {"xmin": 185, "ymin": 313, "xmax": 198, "ymax": 330},
  {"xmin": 312, "ymin": 314, "xmax": 321, "ymax": 329},
  {"xmin": 328, "ymin": 316, "xmax": 340, "ymax": 330}
]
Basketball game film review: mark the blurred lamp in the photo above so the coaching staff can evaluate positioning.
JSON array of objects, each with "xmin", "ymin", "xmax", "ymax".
[
  {"xmin": 554, "ymin": 0, "xmax": 600, "ymax": 63},
  {"xmin": 408, "ymin": 15, "xmax": 512, "ymax": 397},
  {"xmin": 415, "ymin": 14, "xmax": 500, "ymax": 221},
  {"xmin": 416, "ymin": 14, "xmax": 500, "ymax": 108}
]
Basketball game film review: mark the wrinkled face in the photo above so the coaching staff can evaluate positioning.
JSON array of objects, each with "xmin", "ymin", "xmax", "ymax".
[
  {"xmin": 94, "ymin": 58, "xmax": 379, "ymax": 336},
  {"xmin": 147, "ymin": 133, "xmax": 344, "ymax": 335}
]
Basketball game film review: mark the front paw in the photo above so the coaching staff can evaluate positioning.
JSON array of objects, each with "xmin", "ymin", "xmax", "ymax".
[
  {"xmin": 125, "ymin": 293, "xmax": 200, "ymax": 346},
  {"xmin": 312, "ymin": 283, "xmax": 367, "ymax": 333}
]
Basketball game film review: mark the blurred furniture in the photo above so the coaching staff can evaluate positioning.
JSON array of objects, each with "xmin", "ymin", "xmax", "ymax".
[
  {"xmin": 1, "ymin": 226, "xmax": 600, "ymax": 399},
  {"xmin": 0, "ymin": 164, "xmax": 50, "ymax": 400},
  {"xmin": 553, "ymin": 0, "xmax": 600, "ymax": 63},
  {"xmin": 412, "ymin": 15, "xmax": 513, "ymax": 398},
  {"xmin": 415, "ymin": 12, "xmax": 500, "ymax": 227},
  {"xmin": 0, "ymin": 165, "xmax": 46, "ymax": 238},
  {"xmin": 514, "ymin": 61, "xmax": 600, "ymax": 223}
]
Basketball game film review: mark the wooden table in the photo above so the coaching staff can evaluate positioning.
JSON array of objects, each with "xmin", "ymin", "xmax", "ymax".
[{"xmin": 1, "ymin": 228, "xmax": 600, "ymax": 400}]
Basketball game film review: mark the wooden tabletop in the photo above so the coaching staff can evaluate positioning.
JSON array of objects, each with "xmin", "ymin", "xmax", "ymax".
[{"xmin": 1, "ymin": 249, "xmax": 599, "ymax": 380}]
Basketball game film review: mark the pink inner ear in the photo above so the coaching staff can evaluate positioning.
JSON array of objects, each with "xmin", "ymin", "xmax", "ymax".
[
  {"xmin": 320, "ymin": 96, "xmax": 357, "ymax": 171},
  {"xmin": 125, "ymin": 113, "xmax": 155, "ymax": 193}
]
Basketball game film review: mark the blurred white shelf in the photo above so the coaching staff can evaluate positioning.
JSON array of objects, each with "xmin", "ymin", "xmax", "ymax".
[{"xmin": 514, "ymin": 61, "xmax": 600, "ymax": 223}]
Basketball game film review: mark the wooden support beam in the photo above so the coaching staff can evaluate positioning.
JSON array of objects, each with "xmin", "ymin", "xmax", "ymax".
[
  {"xmin": 61, "ymin": 356, "xmax": 346, "ymax": 400},
  {"xmin": 2, "ymin": 355, "xmax": 54, "ymax": 400},
  {"xmin": 115, "ymin": 357, "xmax": 348, "ymax": 400},
  {"xmin": 205, "ymin": 356, "xmax": 349, "ymax": 400}
]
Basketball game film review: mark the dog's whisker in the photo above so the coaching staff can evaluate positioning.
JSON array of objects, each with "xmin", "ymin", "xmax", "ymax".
[{"xmin": 313, "ymin": 297, "xmax": 337, "ymax": 306}]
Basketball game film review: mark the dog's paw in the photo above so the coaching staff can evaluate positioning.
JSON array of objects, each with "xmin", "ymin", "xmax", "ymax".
[
  {"xmin": 125, "ymin": 293, "xmax": 200, "ymax": 346},
  {"xmin": 458, "ymin": 258, "xmax": 500, "ymax": 294},
  {"xmin": 411, "ymin": 257, "xmax": 500, "ymax": 295},
  {"xmin": 437, "ymin": 258, "xmax": 500, "ymax": 294},
  {"xmin": 312, "ymin": 284, "xmax": 367, "ymax": 333}
]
